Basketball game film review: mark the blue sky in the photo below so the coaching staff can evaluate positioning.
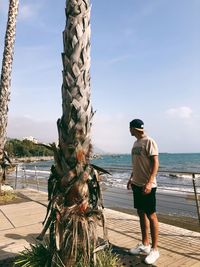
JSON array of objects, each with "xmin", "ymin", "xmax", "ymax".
[{"xmin": 0, "ymin": 0, "xmax": 200, "ymax": 153}]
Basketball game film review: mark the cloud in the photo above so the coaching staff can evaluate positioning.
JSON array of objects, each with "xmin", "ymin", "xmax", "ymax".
[
  {"xmin": 165, "ymin": 106, "xmax": 193, "ymax": 119},
  {"xmin": 13, "ymin": 44, "xmax": 59, "ymax": 76},
  {"xmin": 7, "ymin": 114, "xmax": 131, "ymax": 153},
  {"xmin": 7, "ymin": 116, "xmax": 58, "ymax": 143},
  {"xmin": 105, "ymin": 54, "xmax": 135, "ymax": 66},
  {"xmin": 91, "ymin": 113, "xmax": 132, "ymax": 153},
  {"xmin": 18, "ymin": 3, "xmax": 42, "ymax": 21},
  {"xmin": 0, "ymin": 1, "xmax": 8, "ymax": 15},
  {"xmin": 0, "ymin": 1, "xmax": 40, "ymax": 18}
]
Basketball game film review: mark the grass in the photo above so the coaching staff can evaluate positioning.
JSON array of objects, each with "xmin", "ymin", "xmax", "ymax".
[
  {"xmin": 0, "ymin": 191, "xmax": 18, "ymax": 204},
  {"xmin": 0, "ymin": 190, "xmax": 29, "ymax": 205},
  {"xmin": 14, "ymin": 241, "xmax": 52, "ymax": 267},
  {"xmin": 14, "ymin": 240, "xmax": 123, "ymax": 267},
  {"xmin": 95, "ymin": 248, "xmax": 122, "ymax": 267}
]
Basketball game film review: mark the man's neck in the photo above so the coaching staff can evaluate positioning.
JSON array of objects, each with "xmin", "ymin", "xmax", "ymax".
[{"xmin": 136, "ymin": 131, "xmax": 145, "ymax": 140}]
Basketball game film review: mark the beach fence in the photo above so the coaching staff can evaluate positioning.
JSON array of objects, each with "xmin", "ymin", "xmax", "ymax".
[
  {"xmin": 6, "ymin": 164, "xmax": 200, "ymax": 230},
  {"xmin": 100, "ymin": 167, "xmax": 200, "ymax": 230}
]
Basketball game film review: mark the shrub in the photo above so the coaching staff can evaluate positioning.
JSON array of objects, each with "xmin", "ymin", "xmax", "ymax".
[{"xmin": 14, "ymin": 240, "xmax": 122, "ymax": 267}]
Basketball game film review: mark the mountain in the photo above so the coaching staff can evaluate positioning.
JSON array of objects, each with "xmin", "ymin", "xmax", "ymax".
[{"xmin": 93, "ymin": 145, "xmax": 107, "ymax": 155}]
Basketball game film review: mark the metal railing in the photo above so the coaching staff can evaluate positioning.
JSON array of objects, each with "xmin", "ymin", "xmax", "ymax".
[{"xmin": 6, "ymin": 164, "xmax": 200, "ymax": 229}]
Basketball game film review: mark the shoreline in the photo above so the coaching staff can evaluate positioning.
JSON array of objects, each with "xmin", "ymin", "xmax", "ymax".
[{"xmin": 11, "ymin": 156, "xmax": 54, "ymax": 163}]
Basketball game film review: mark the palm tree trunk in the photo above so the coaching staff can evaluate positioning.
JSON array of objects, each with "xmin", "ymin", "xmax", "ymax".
[
  {"xmin": 0, "ymin": 0, "xmax": 19, "ymax": 187},
  {"xmin": 58, "ymin": 0, "xmax": 93, "ymax": 180},
  {"xmin": 36, "ymin": 1, "xmax": 107, "ymax": 266}
]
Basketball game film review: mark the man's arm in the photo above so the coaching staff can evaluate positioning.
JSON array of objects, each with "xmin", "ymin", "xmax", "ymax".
[
  {"xmin": 127, "ymin": 172, "xmax": 133, "ymax": 190},
  {"xmin": 143, "ymin": 155, "xmax": 159, "ymax": 194}
]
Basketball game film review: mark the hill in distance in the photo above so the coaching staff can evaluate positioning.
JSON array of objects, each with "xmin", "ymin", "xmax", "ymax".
[{"xmin": 93, "ymin": 145, "xmax": 107, "ymax": 155}]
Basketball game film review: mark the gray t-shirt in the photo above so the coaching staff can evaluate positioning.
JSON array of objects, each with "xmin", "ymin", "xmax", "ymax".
[{"xmin": 131, "ymin": 135, "xmax": 158, "ymax": 187}]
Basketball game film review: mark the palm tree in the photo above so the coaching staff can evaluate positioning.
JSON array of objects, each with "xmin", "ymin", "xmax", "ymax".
[
  {"xmin": 37, "ymin": 0, "xmax": 108, "ymax": 266},
  {"xmin": 0, "ymin": 0, "xmax": 19, "ymax": 189}
]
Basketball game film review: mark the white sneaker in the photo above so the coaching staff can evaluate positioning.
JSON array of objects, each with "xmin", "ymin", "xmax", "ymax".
[
  {"xmin": 129, "ymin": 243, "xmax": 151, "ymax": 255},
  {"xmin": 144, "ymin": 249, "xmax": 160, "ymax": 264}
]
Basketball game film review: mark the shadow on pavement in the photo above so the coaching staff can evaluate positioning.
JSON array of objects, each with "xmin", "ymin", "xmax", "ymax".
[{"xmin": 111, "ymin": 244, "xmax": 157, "ymax": 267}]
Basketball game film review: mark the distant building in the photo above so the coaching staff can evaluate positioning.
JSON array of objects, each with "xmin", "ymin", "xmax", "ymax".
[{"xmin": 22, "ymin": 136, "xmax": 38, "ymax": 144}]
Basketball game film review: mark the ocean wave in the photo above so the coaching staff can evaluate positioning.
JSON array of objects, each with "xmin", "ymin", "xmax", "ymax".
[
  {"xmin": 25, "ymin": 169, "xmax": 50, "ymax": 175},
  {"xmin": 14, "ymin": 160, "xmax": 199, "ymax": 193}
]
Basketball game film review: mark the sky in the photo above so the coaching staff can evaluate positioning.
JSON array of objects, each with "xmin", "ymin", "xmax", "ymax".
[{"xmin": 0, "ymin": 0, "xmax": 200, "ymax": 154}]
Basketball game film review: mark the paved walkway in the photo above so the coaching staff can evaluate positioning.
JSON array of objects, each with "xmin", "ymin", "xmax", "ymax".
[{"xmin": 0, "ymin": 189, "xmax": 200, "ymax": 266}]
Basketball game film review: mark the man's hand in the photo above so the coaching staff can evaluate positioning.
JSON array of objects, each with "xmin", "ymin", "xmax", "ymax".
[
  {"xmin": 143, "ymin": 182, "xmax": 152, "ymax": 195},
  {"xmin": 127, "ymin": 179, "xmax": 132, "ymax": 190}
]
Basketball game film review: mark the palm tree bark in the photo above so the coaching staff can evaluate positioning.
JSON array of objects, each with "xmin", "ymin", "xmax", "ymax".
[
  {"xmin": 36, "ymin": 1, "xmax": 108, "ymax": 266},
  {"xmin": 0, "ymin": 0, "xmax": 19, "ymax": 185},
  {"xmin": 57, "ymin": 0, "xmax": 93, "ymax": 180}
]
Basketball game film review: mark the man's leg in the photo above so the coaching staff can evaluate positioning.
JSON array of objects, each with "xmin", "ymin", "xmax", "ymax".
[
  {"xmin": 144, "ymin": 212, "xmax": 159, "ymax": 264},
  {"xmin": 137, "ymin": 209, "xmax": 150, "ymax": 246},
  {"xmin": 147, "ymin": 212, "xmax": 159, "ymax": 249},
  {"xmin": 130, "ymin": 209, "xmax": 151, "ymax": 255}
]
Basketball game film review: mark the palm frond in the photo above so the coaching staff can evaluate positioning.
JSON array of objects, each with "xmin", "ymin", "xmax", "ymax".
[{"xmin": 91, "ymin": 164, "xmax": 111, "ymax": 175}]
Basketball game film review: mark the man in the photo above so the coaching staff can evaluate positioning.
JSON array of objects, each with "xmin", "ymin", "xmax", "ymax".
[{"xmin": 127, "ymin": 119, "xmax": 160, "ymax": 265}]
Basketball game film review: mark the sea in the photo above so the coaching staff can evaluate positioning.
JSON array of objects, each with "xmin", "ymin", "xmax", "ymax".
[
  {"xmin": 92, "ymin": 153, "xmax": 200, "ymax": 192},
  {"xmin": 16, "ymin": 153, "xmax": 200, "ymax": 193}
]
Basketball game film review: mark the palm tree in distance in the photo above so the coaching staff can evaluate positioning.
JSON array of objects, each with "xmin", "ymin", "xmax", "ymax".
[
  {"xmin": 0, "ymin": 0, "xmax": 19, "ymax": 191},
  {"xmin": 37, "ymin": 0, "xmax": 108, "ymax": 266}
]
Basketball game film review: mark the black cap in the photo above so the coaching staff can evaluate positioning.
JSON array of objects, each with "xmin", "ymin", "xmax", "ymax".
[{"xmin": 130, "ymin": 119, "xmax": 144, "ymax": 131}]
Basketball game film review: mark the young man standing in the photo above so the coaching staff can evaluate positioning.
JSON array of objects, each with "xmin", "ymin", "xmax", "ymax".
[{"xmin": 127, "ymin": 119, "xmax": 160, "ymax": 264}]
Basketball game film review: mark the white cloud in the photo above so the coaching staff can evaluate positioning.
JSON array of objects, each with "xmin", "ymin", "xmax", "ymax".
[
  {"xmin": 18, "ymin": 3, "xmax": 42, "ymax": 20},
  {"xmin": 165, "ymin": 106, "xmax": 193, "ymax": 119},
  {"xmin": 7, "ymin": 116, "xmax": 58, "ymax": 143},
  {"xmin": 0, "ymin": 1, "xmax": 41, "ymax": 18},
  {"xmin": 91, "ymin": 113, "xmax": 132, "ymax": 153},
  {"xmin": 106, "ymin": 54, "xmax": 133, "ymax": 65},
  {"xmin": 7, "ymin": 114, "xmax": 131, "ymax": 154},
  {"xmin": 0, "ymin": 1, "xmax": 8, "ymax": 15}
]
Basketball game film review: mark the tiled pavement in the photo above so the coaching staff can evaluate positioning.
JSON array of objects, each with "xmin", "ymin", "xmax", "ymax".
[{"xmin": 0, "ymin": 189, "xmax": 199, "ymax": 266}]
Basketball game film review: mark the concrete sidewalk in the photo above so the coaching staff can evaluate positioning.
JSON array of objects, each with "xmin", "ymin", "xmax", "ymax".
[{"xmin": 0, "ymin": 189, "xmax": 200, "ymax": 266}]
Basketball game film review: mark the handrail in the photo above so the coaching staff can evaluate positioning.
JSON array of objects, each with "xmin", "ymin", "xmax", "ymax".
[
  {"xmin": 192, "ymin": 173, "xmax": 200, "ymax": 225},
  {"xmin": 101, "ymin": 165, "xmax": 200, "ymax": 176},
  {"xmin": 7, "ymin": 164, "xmax": 200, "ymax": 228}
]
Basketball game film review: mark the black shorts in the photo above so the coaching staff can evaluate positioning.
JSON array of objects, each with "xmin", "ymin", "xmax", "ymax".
[{"xmin": 132, "ymin": 184, "xmax": 157, "ymax": 214}]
